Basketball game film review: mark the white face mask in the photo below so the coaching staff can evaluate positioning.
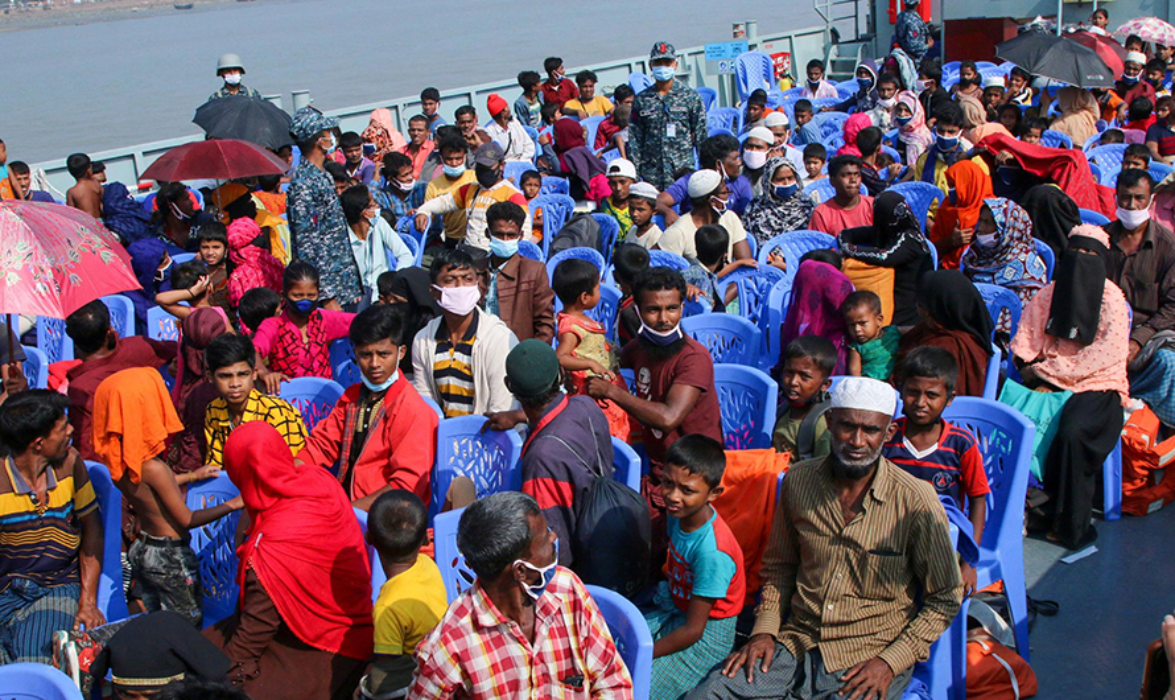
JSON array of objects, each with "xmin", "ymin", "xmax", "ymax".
[
  {"xmin": 743, "ymin": 150, "xmax": 768, "ymax": 170},
  {"xmin": 432, "ymin": 284, "xmax": 481, "ymax": 316},
  {"xmin": 224, "ymin": 73, "xmax": 242, "ymax": 86},
  {"xmin": 1117, "ymin": 205, "xmax": 1151, "ymax": 229},
  {"xmin": 976, "ymin": 232, "xmax": 998, "ymax": 247},
  {"xmin": 878, "ymin": 97, "xmax": 897, "ymax": 109}
]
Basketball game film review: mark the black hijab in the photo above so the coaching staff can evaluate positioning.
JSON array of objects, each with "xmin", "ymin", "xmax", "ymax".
[
  {"xmin": 1020, "ymin": 185, "xmax": 1081, "ymax": 259},
  {"xmin": 1046, "ymin": 235, "xmax": 1107, "ymax": 346},
  {"xmin": 387, "ymin": 267, "xmax": 442, "ymax": 372},
  {"xmin": 840, "ymin": 190, "xmax": 923, "ymax": 252},
  {"xmin": 917, "ymin": 270, "xmax": 995, "ymax": 352}
]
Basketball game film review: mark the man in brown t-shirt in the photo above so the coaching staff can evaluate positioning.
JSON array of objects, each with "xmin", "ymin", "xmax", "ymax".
[
  {"xmin": 64, "ymin": 300, "xmax": 176, "ymax": 461},
  {"xmin": 586, "ymin": 267, "xmax": 722, "ymax": 566}
]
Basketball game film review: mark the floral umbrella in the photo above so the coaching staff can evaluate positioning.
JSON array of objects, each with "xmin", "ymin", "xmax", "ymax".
[
  {"xmin": 1114, "ymin": 17, "xmax": 1175, "ymax": 48},
  {"xmin": 0, "ymin": 201, "xmax": 140, "ymax": 322}
]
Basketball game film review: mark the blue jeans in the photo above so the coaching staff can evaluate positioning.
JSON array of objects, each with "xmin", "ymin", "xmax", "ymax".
[{"xmin": 0, "ymin": 578, "xmax": 80, "ymax": 665}]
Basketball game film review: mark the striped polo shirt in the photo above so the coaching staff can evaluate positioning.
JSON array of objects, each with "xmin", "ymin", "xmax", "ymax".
[
  {"xmin": 882, "ymin": 417, "xmax": 990, "ymax": 510},
  {"xmin": 0, "ymin": 455, "xmax": 97, "ymax": 592},
  {"xmin": 432, "ymin": 312, "xmax": 478, "ymax": 418}
]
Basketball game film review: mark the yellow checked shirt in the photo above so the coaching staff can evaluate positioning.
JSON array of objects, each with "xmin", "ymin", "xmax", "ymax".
[{"xmin": 203, "ymin": 389, "xmax": 308, "ymax": 467}]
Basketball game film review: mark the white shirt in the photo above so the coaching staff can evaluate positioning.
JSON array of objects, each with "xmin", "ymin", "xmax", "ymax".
[
  {"xmin": 657, "ymin": 210, "xmax": 748, "ymax": 261},
  {"xmin": 626, "ymin": 223, "xmax": 664, "ymax": 249},
  {"xmin": 348, "ymin": 216, "xmax": 414, "ymax": 302},
  {"xmin": 485, "ymin": 119, "xmax": 536, "ymax": 163}
]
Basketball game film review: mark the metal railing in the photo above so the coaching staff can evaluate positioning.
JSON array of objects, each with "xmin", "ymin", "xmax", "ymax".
[{"xmin": 31, "ymin": 21, "xmax": 829, "ymax": 194}]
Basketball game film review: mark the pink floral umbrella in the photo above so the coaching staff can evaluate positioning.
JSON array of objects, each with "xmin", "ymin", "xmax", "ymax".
[{"xmin": 1114, "ymin": 17, "xmax": 1175, "ymax": 48}]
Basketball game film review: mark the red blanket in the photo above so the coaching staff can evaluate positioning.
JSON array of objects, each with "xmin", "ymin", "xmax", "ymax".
[{"xmin": 975, "ymin": 133, "xmax": 1116, "ymax": 217}]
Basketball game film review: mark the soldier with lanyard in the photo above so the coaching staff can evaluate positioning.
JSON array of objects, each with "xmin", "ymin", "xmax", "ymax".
[{"xmin": 630, "ymin": 42, "xmax": 708, "ymax": 190}]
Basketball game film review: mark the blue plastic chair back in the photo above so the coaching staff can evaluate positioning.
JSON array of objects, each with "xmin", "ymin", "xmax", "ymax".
[
  {"xmin": 37, "ymin": 295, "xmax": 137, "ymax": 364},
  {"xmin": 1034, "ymin": 239, "xmax": 1055, "ymax": 281},
  {"xmin": 523, "ymin": 126, "xmax": 541, "ymax": 164},
  {"xmin": 431, "ymin": 416, "xmax": 523, "ymax": 518},
  {"xmin": 541, "ymin": 176, "xmax": 571, "ymax": 196},
  {"xmin": 681, "ymin": 314, "xmax": 762, "ymax": 366},
  {"xmin": 913, "ymin": 569, "xmax": 971, "ymax": 700},
  {"xmin": 102, "ymin": 295, "xmax": 136, "ymax": 339},
  {"xmin": 581, "ymin": 116, "xmax": 606, "ymax": 151},
  {"xmin": 628, "ymin": 72, "xmax": 653, "ymax": 93},
  {"xmin": 396, "ymin": 233, "xmax": 422, "ymax": 268},
  {"xmin": 1081, "ymin": 132, "xmax": 1102, "ymax": 152},
  {"xmin": 812, "ymin": 112, "xmax": 849, "ymax": 144},
  {"xmin": 683, "ymin": 296, "xmax": 713, "ymax": 317},
  {"xmin": 21, "ymin": 345, "xmax": 48, "ymax": 390},
  {"xmin": 0, "ymin": 663, "xmax": 83, "ymax": 700},
  {"xmin": 758, "ymin": 279, "xmax": 792, "ymax": 372},
  {"xmin": 187, "ymin": 472, "xmax": 243, "ymax": 627},
  {"xmin": 713, "ymin": 365, "xmax": 778, "ymax": 450},
  {"xmin": 146, "ymin": 305, "xmax": 180, "ymax": 341},
  {"xmin": 1078, "ymin": 208, "xmax": 1110, "ymax": 226},
  {"xmin": 396, "ymin": 210, "xmax": 431, "ymax": 244},
  {"xmin": 755, "ymin": 229, "xmax": 839, "ymax": 281},
  {"xmin": 529, "ymin": 194, "xmax": 576, "ymax": 258},
  {"xmin": 1151, "ymin": 161, "xmax": 1174, "ymax": 183},
  {"xmin": 611, "ymin": 438, "xmax": 642, "ymax": 493},
  {"xmin": 332, "ymin": 359, "xmax": 362, "ymax": 388},
  {"xmin": 421, "ymin": 395, "xmax": 444, "ymax": 420},
  {"xmin": 279, "ymin": 377, "xmax": 345, "ymax": 432},
  {"xmin": 547, "ymin": 247, "xmax": 606, "ymax": 284},
  {"xmin": 85, "ymin": 462, "xmax": 130, "ymax": 624},
  {"xmin": 433, "ymin": 506, "xmax": 476, "ymax": 602},
  {"xmin": 941, "ymin": 397, "xmax": 1034, "ymax": 659},
  {"xmin": 880, "ymin": 143, "xmax": 906, "ymax": 168},
  {"xmin": 1086, "ymin": 144, "xmax": 1126, "ymax": 184},
  {"xmin": 982, "ymin": 346, "xmax": 1001, "ymax": 401},
  {"xmin": 592, "ymin": 284, "xmax": 623, "ymax": 342},
  {"xmin": 518, "ymin": 240, "xmax": 543, "ymax": 261},
  {"xmin": 974, "ymin": 283, "xmax": 1023, "ymax": 341},
  {"xmin": 504, "ymin": 161, "xmax": 532, "ymax": 188},
  {"xmin": 591, "ymin": 213, "xmax": 621, "ymax": 264},
  {"xmin": 734, "ymin": 51, "xmax": 775, "ymax": 101},
  {"xmin": 352, "ymin": 508, "xmax": 386, "ymax": 605},
  {"xmin": 601, "ymin": 148, "xmax": 623, "ymax": 165},
  {"xmin": 887, "ymin": 181, "xmax": 945, "ymax": 233},
  {"xmin": 714, "ymin": 265, "xmax": 786, "ymax": 327},
  {"xmin": 329, "ymin": 338, "xmax": 354, "ymax": 379},
  {"xmin": 1039, "ymin": 129, "xmax": 1073, "ymax": 149},
  {"xmin": 804, "ymin": 178, "xmax": 838, "ymax": 205},
  {"xmin": 694, "ymin": 87, "xmax": 718, "ymax": 111},
  {"xmin": 647, "ymin": 250, "xmax": 690, "ymax": 271},
  {"xmin": 706, "ymin": 107, "xmax": 741, "ymax": 136},
  {"xmin": 586, "ymin": 584, "xmax": 654, "ymax": 700}
]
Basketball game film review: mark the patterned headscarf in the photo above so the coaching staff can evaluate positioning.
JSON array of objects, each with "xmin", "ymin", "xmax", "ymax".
[
  {"xmin": 896, "ymin": 90, "xmax": 933, "ymax": 166},
  {"xmin": 361, "ymin": 108, "xmax": 406, "ymax": 165},
  {"xmin": 742, "ymin": 158, "xmax": 814, "ymax": 244},
  {"xmin": 960, "ymin": 198, "xmax": 1048, "ymax": 296}
]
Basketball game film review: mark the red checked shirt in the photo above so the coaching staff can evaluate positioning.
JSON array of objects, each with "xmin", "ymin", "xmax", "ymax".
[{"xmin": 410, "ymin": 567, "xmax": 634, "ymax": 700}]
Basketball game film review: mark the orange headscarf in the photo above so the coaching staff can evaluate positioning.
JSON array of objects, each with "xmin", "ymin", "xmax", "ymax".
[
  {"xmin": 930, "ymin": 160, "xmax": 993, "ymax": 270},
  {"xmin": 92, "ymin": 367, "xmax": 183, "ymax": 483}
]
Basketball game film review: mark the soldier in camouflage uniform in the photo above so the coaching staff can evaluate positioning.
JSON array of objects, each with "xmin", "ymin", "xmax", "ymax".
[
  {"xmin": 629, "ymin": 42, "xmax": 708, "ymax": 190},
  {"xmin": 209, "ymin": 54, "xmax": 262, "ymax": 101}
]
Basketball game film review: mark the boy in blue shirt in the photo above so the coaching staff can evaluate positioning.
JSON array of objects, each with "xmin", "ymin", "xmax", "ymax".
[
  {"xmin": 885, "ymin": 347, "xmax": 989, "ymax": 597},
  {"xmin": 645, "ymin": 434, "xmax": 746, "ymax": 700}
]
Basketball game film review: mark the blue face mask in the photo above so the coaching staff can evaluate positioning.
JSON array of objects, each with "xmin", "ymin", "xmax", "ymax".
[
  {"xmin": 489, "ymin": 236, "xmax": 519, "ymax": 259},
  {"xmin": 1122, "ymin": 74, "xmax": 1140, "ymax": 85},
  {"xmin": 948, "ymin": 188, "xmax": 958, "ymax": 206},
  {"xmin": 651, "ymin": 66, "xmax": 675, "ymax": 82},
  {"xmin": 515, "ymin": 537, "xmax": 560, "ymax": 601},
  {"xmin": 362, "ymin": 368, "xmax": 399, "ymax": 393},
  {"xmin": 895, "ymin": 115, "xmax": 913, "ymax": 127},
  {"xmin": 290, "ymin": 298, "xmax": 317, "ymax": 315},
  {"xmin": 857, "ymin": 76, "xmax": 873, "ymax": 91},
  {"xmin": 639, "ymin": 322, "xmax": 684, "ymax": 347},
  {"xmin": 936, "ymin": 133, "xmax": 959, "ymax": 151},
  {"xmin": 442, "ymin": 163, "xmax": 466, "ymax": 178},
  {"xmin": 774, "ymin": 183, "xmax": 799, "ymax": 200}
]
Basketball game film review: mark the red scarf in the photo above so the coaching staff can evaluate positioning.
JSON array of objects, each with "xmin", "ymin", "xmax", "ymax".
[
  {"xmin": 975, "ymin": 132, "xmax": 1116, "ymax": 217},
  {"xmin": 224, "ymin": 422, "xmax": 374, "ymax": 659}
]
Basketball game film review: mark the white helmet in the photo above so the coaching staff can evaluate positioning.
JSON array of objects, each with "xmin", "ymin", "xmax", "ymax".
[{"xmin": 217, "ymin": 53, "xmax": 245, "ymax": 75}]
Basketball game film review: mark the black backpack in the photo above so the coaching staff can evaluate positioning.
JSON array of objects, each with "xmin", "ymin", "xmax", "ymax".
[{"xmin": 549, "ymin": 212, "xmax": 601, "ymax": 256}]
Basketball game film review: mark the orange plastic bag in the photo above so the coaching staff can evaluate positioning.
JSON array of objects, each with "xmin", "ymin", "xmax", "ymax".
[
  {"xmin": 1121, "ymin": 406, "xmax": 1175, "ymax": 516},
  {"xmin": 966, "ymin": 633, "xmax": 1038, "ymax": 699},
  {"xmin": 712, "ymin": 449, "xmax": 790, "ymax": 596}
]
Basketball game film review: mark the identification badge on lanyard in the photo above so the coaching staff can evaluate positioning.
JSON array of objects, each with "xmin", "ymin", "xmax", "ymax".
[{"xmin": 666, "ymin": 122, "xmax": 677, "ymax": 138}]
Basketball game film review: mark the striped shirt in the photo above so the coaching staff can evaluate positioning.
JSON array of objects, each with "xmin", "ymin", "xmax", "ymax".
[
  {"xmin": 0, "ymin": 453, "xmax": 97, "ymax": 593},
  {"xmin": 203, "ymin": 389, "xmax": 307, "ymax": 467},
  {"xmin": 753, "ymin": 456, "xmax": 961, "ymax": 674},
  {"xmin": 883, "ymin": 418, "xmax": 990, "ymax": 511},
  {"xmin": 433, "ymin": 313, "xmax": 478, "ymax": 418}
]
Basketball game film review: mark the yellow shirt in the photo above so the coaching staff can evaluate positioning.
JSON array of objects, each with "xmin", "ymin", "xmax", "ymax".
[
  {"xmin": 424, "ymin": 169, "xmax": 476, "ymax": 241},
  {"xmin": 563, "ymin": 95, "xmax": 614, "ymax": 118},
  {"xmin": 373, "ymin": 555, "xmax": 448, "ymax": 655}
]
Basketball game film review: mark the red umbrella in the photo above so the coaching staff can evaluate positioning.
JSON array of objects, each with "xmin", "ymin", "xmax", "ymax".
[
  {"xmin": 1066, "ymin": 30, "xmax": 1127, "ymax": 78},
  {"xmin": 141, "ymin": 138, "xmax": 288, "ymax": 182}
]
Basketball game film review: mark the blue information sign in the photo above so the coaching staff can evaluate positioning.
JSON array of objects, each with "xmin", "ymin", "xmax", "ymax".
[{"xmin": 704, "ymin": 41, "xmax": 749, "ymax": 61}]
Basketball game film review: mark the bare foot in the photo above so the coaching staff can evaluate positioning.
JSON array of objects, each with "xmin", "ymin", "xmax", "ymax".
[{"xmin": 1163, "ymin": 613, "xmax": 1175, "ymax": 700}]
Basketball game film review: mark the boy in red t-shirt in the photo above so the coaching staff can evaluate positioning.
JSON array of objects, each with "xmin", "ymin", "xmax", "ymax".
[{"xmin": 644, "ymin": 434, "xmax": 745, "ymax": 700}]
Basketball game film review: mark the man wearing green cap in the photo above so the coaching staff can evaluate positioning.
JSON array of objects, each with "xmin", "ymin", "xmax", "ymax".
[{"xmin": 488, "ymin": 339, "xmax": 614, "ymax": 567}]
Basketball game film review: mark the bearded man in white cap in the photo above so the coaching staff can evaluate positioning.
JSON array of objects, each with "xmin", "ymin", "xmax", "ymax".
[
  {"xmin": 657, "ymin": 133, "xmax": 755, "ymax": 226},
  {"xmin": 687, "ymin": 376, "xmax": 961, "ymax": 700},
  {"xmin": 657, "ymin": 168, "xmax": 752, "ymax": 268}
]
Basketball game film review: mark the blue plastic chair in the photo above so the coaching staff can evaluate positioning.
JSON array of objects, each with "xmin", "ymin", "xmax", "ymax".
[
  {"xmin": 431, "ymin": 416, "xmax": 523, "ymax": 519},
  {"xmin": 714, "ymin": 265, "xmax": 786, "ymax": 328},
  {"xmin": 529, "ymin": 194, "xmax": 576, "ymax": 258},
  {"xmin": 396, "ymin": 233, "xmax": 422, "ymax": 268},
  {"xmin": 601, "ymin": 148, "xmax": 623, "ymax": 165},
  {"xmin": 586, "ymin": 584, "xmax": 654, "ymax": 700},
  {"xmin": 421, "ymin": 395, "xmax": 444, "ymax": 420},
  {"xmin": 547, "ymin": 247, "xmax": 606, "ymax": 284},
  {"xmin": 683, "ymin": 296, "xmax": 713, "ymax": 317},
  {"xmin": 353, "ymin": 508, "xmax": 386, "ymax": 605},
  {"xmin": 1078, "ymin": 208, "xmax": 1110, "ymax": 226},
  {"xmin": 21, "ymin": 345, "xmax": 48, "ymax": 390},
  {"xmin": 540, "ymin": 176, "xmax": 571, "ymax": 197},
  {"xmin": 1039, "ymin": 129, "xmax": 1074, "ymax": 149},
  {"xmin": 706, "ymin": 107, "xmax": 741, "ymax": 136},
  {"xmin": 332, "ymin": 359, "xmax": 362, "ymax": 388},
  {"xmin": 433, "ymin": 506, "xmax": 475, "ymax": 602},
  {"xmin": 102, "ymin": 295, "xmax": 136, "ymax": 339},
  {"xmin": 146, "ymin": 305, "xmax": 180, "ymax": 341},
  {"xmin": 518, "ymin": 240, "xmax": 543, "ymax": 262},
  {"xmin": 329, "ymin": 338, "xmax": 353, "ymax": 378},
  {"xmin": 758, "ymin": 279, "xmax": 791, "ymax": 372},
  {"xmin": 1151, "ymin": 161, "xmax": 1174, "ymax": 183},
  {"xmin": 611, "ymin": 438, "xmax": 642, "ymax": 493},
  {"xmin": 0, "ymin": 663, "xmax": 83, "ymax": 699},
  {"xmin": 396, "ymin": 210, "xmax": 432, "ymax": 244},
  {"xmin": 812, "ymin": 112, "xmax": 849, "ymax": 144},
  {"xmin": 523, "ymin": 125, "xmax": 541, "ymax": 165},
  {"xmin": 681, "ymin": 314, "xmax": 762, "ymax": 366},
  {"xmin": 647, "ymin": 249, "xmax": 690, "ymax": 271},
  {"xmin": 592, "ymin": 284, "xmax": 623, "ymax": 342},
  {"xmin": 279, "ymin": 377, "xmax": 345, "ymax": 432},
  {"xmin": 734, "ymin": 51, "xmax": 775, "ymax": 101},
  {"xmin": 504, "ymin": 161, "xmax": 533, "ymax": 188},
  {"xmin": 37, "ymin": 295, "xmax": 137, "ymax": 364},
  {"xmin": 580, "ymin": 116, "xmax": 607, "ymax": 151},
  {"xmin": 755, "ymin": 229, "xmax": 838, "ymax": 280},
  {"xmin": 591, "ymin": 213, "xmax": 620, "ymax": 264},
  {"xmin": 694, "ymin": 86, "xmax": 718, "ymax": 111},
  {"xmin": 804, "ymin": 178, "xmax": 838, "ymax": 205},
  {"xmin": 974, "ymin": 283, "xmax": 1023, "ymax": 342},
  {"xmin": 913, "ymin": 566, "xmax": 971, "ymax": 700},
  {"xmin": 1034, "ymin": 239, "xmax": 1056, "ymax": 281},
  {"xmin": 713, "ymin": 364, "xmax": 778, "ymax": 450},
  {"xmin": 982, "ymin": 347, "xmax": 1001, "ymax": 401},
  {"xmin": 941, "ymin": 397, "xmax": 1034, "ymax": 660},
  {"xmin": 187, "ymin": 472, "xmax": 243, "ymax": 627},
  {"xmin": 85, "ymin": 462, "xmax": 130, "ymax": 624},
  {"xmin": 1086, "ymin": 144, "xmax": 1126, "ymax": 184},
  {"xmin": 887, "ymin": 181, "xmax": 945, "ymax": 234},
  {"xmin": 628, "ymin": 72, "xmax": 653, "ymax": 94}
]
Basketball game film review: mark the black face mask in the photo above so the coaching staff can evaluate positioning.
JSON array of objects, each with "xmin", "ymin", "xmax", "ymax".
[
  {"xmin": 475, "ymin": 165, "xmax": 500, "ymax": 189},
  {"xmin": 958, "ymin": 77, "xmax": 978, "ymax": 88}
]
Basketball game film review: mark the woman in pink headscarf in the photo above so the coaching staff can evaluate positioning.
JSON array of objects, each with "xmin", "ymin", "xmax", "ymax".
[
  {"xmin": 227, "ymin": 217, "xmax": 284, "ymax": 307},
  {"xmin": 778, "ymin": 258, "xmax": 856, "ymax": 375},
  {"xmin": 894, "ymin": 90, "xmax": 933, "ymax": 166},
  {"xmin": 836, "ymin": 113, "xmax": 874, "ymax": 157},
  {"xmin": 360, "ymin": 108, "xmax": 407, "ymax": 165}
]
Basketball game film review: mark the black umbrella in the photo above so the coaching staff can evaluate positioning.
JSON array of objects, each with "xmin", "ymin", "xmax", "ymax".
[
  {"xmin": 193, "ymin": 96, "xmax": 294, "ymax": 151},
  {"xmin": 995, "ymin": 31, "xmax": 1115, "ymax": 89}
]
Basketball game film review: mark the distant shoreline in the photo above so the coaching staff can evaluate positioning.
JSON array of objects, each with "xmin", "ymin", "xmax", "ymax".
[{"xmin": 0, "ymin": 0, "xmax": 257, "ymax": 33}]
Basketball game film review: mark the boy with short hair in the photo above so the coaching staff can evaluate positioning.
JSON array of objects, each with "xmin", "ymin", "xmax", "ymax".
[
  {"xmin": 1124, "ymin": 143, "xmax": 1153, "ymax": 171},
  {"xmin": 801, "ymin": 59, "xmax": 837, "ymax": 99},
  {"xmin": 514, "ymin": 71, "xmax": 544, "ymax": 129},
  {"xmin": 803, "ymin": 143, "xmax": 827, "ymax": 182},
  {"xmin": 541, "ymin": 56, "xmax": 579, "ymax": 107},
  {"xmin": 203, "ymin": 334, "xmax": 307, "ymax": 468},
  {"xmin": 236, "ymin": 287, "xmax": 281, "ymax": 336},
  {"xmin": 65, "ymin": 153, "xmax": 103, "ymax": 218},
  {"xmin": 360, "ymin": 489, "xmax": 447, "ymax": 700},
  {"xmin": 885, "ymin": 346, "xmax": 988, "ymax": 596},
  {"xmin": 420, "ymin": 87, "xmax": 445, "ymax": 134},
  {"xmin": 1125, "ymin": 96, "xmax": 1157, "ymax": 132},
  {"xmin": 842, "ymin": 290, "xmax": 901, "ymax": 380},
  {"xmin": 790, "ymin": 100, "xmax": 816, "ymax": 146},
  {"xmin": 625, "ymin": 181, "xmax": 662, "ymax": 248},
  {"xmin": 682, "ymin": 224, "xmax": 736, "ymax": 313},
  {"xmin": 612, "ymin": 243, "xmax": 649, "ymax": 345},
  {"xmin": 564, "ymin": 69, "xmax": 614, "ymax": 119},
  {"xmin": 645, "ymin": 434, "xmax": 745, "ymax": 700},
  {"xmin": 340, "ymin": 131, "xmax": 376, "ymax": 186},
  {"xmin": 771, "ymin": 336, "xmax": 836, "ymax": 460}
]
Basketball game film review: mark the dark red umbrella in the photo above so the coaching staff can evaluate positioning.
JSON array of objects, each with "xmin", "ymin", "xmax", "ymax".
[
  {"xmin": 141, "ymin": 138, "xmax": 288, "ymax": 182},
  {"xmin": 1065, "ymin": 30, "xmax": 1127, "ymax": 78}
]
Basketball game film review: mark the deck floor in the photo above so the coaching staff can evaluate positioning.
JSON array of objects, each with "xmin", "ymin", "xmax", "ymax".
[{"xmin": 1023, "ymin": 505, "xmax": 1175, "ymax": 699}]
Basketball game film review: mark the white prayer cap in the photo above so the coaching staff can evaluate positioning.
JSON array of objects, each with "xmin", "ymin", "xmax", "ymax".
[
  {"xmin": 830, "ymin": 377, "xmax": 897, "ymax": 417},
  {"xmin": 744, "ymin": 127, "xmax": 775, "ymax": 146},
  {"xmin": 765, "ymin": 111, "xmax": 790, "ymax": 128},
  {"xmin": 629, "ymin": 181, "xmax": 660, "ymax": 201},
  {"xmin": 983, "ymin": 75, "xmax": 1006, "ymax": 89},
  {"xmin": 687, "ymin": 169, "xmax": 723, "ymax": 198},
  {"xmin": 1127, "ymin": 51, "xmax": 1148, "ymax": 66}
]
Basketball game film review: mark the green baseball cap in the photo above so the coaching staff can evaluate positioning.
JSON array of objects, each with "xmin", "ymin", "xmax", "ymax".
[{"xmin": 506, "ymin": 340, "xmax": 561, "ymax": 399}]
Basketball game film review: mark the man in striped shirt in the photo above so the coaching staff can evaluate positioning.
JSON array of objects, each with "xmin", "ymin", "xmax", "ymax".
[{"xmin": 689, "ymin": 377, "xmax": 960, "ymax": 700}]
